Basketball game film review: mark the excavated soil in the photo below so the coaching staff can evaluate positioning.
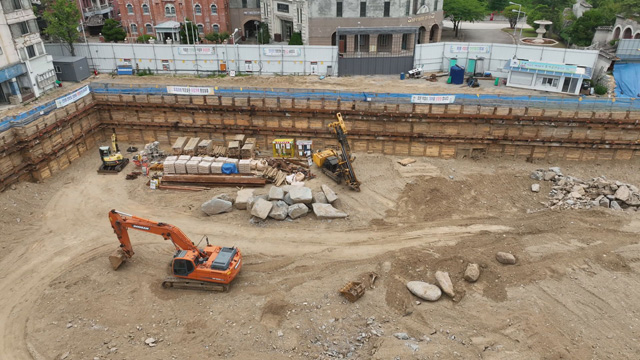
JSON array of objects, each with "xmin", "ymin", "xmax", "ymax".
[{"xmin": 3, "ymin": 148, "xmax": 640, "ymax": 359}]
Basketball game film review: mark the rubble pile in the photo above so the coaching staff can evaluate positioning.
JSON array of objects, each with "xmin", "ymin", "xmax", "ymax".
[{"xmin": 532, "ymin": 167, "xmax": 640, "ymax": 211}]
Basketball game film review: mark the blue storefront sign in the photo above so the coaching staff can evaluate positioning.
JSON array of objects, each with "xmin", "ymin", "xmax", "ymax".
[{"xmin": 0, "ymin": 63, "xmax": 27, "ymax": 83}]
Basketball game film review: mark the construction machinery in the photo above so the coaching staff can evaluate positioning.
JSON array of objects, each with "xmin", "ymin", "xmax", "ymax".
[
  {"xmin": 312, "ymin": 113, "xmax": 361, "ymax": 191},
  {"xmin": 98, "ymin": 130, "xmax": 128, "ymax": 173},
  {"xmin": 108, "ymin": 209, "xmax": 242, "ymax": 291}
]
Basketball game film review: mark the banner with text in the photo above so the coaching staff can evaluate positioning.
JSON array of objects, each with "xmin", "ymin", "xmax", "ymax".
[
  {"xmin": 177, "ymin": 46, "xmax": 216, "ymax": 55},
  {"xmin": 263, "ymin": 48, "xmax": 301, "ymax": 57},
  {"xmin": 55, "ymin": 85, "xmax": 90, "ymax": 108},
  {"xmin": 449, "ymin": 45, "xmax": 491, "ymax": 53},
  {"xmin": 410, "ymin": 95, "xmax": 456, "ymax": 104},
  {"xmin": 167, "ymin": 86, "xmax": 215, "ymax": 95}
]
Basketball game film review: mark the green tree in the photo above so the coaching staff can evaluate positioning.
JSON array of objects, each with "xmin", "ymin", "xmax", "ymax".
[
  {"xmin": 101, "ymin": 19, "xmax": 126, "ymax": 42},
  {"xmin": 488, "ymin": 0, "xmax": 509, "ymax": 11},
  {"xmin": 205, "ymin": 32, "xmax": 220, "ymax": 43},
  {"xmin": 258, "ymin": 23, "xmax": 270, "ymax": 44},
  {"xmin": 219, "ymin": 31, "xmax": 230, "ymax": 42},
  {"xmin": 525, "ymin": 0, "xmax": 573, "ymax": 35},
  {"xmin": 136, "ymin": 34, "xmax": 156, "ymax": 43},
  {"xmin": 288, "ymin": 32, "xmax": 303, "ymax": 45},
  {"xmin": 180, "ymin": 20, "xmax": 200, "ymax": 44},
  {"xmin": 504, "ymin": 4, "xmax": 521, "ymax": 28},
  {"xmin": 619, "ymin": 0, "xmax": 640, "ymax": 18},
  {"xmin": 443, "ymin": 0, "xmax": 487, "ymax": 38},
  {"xmin": 561, "ymin": 9, "xmax": 615, "ymax": 46},
  {"xmin": 42, "ymin": 0, "xmax": 81, "ymax": 56}
]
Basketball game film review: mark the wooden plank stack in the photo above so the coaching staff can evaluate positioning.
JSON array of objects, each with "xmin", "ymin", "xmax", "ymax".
[
  {"xmin": 233, "ymin": 134, "xmax": 246, "ymax": 146},
  {"xmin": 212, "ymin": 145, "xmax": 227, "ymax": 157},
  {"xmin": 241, "ymin": 143, "xmax": 255, "ymax": 158},
  {"xmin": 172, "ymin": 137, "xmax": 188, "ymax": 155},
  {"xmin": 227, "ymin": 141, "xmax": 240, "ymax": 158},
  {"xmin": 183, "ymin": 137, "xmax": 201, "ymax": 155},
  {"xmin": 161, "ymin": 174, "xmax": 266, "ymax": 187},
  {"xmin": 197, "ymin": 139, "xmax": 213, "ymax": 155}
]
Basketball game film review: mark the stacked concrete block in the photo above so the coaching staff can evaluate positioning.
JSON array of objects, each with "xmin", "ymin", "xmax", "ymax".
[
  {"xmin": 241, "ymin": 143, "xmax": 255, "ymax": 159},
  {"xmin": 233, "ymin": 134, "xmax": 246, "ymax": 146},
  {"xmin": 172, "ymin": 137, "xmax": 188, "ymax": 155},
  {"xmin": 228, "ymin": 141, "xmax": 240, "ymax": 158},
  {"xmin": 163, "ymin": 155, "xmax": 177, "ymax": 174},
  {"xmin": 216, "ymin": 156, "xmax": 228, "ymax": 162},
  {"xmin": 202, "ymin": 156, "xmax": 215, "ymax": 162},
  {"xmin": 238, "ymin": 159, "xmax": 252, "ymax": 173},
  {"xmin": 186, "ymin": 156, "xmax": 202, "ymax": 174},
  {"xmin": 175, "ymin": 158, "xmax": 189, "ymax": 174},
  {"xmin": 211, "ymin": 162, "xmax": 224, "ymax": 174},
  {"xmin": 198, "ymin": 161, "xmax": 212, "ymax": 174}
]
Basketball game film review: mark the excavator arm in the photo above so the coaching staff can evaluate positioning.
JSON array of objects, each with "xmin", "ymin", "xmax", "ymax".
[
  {"xmin": 108, "ymin": 209, "xmax": 205, "ymax": 269},
  {"xmin": 328, "ymin": 113, "xmax": 361, "ymax": 191}
]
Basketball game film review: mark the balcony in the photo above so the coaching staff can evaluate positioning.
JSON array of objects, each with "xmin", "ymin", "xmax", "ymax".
[{"xmin": 83, "ymin": 3, "xmax": 113, "ymax": 17}]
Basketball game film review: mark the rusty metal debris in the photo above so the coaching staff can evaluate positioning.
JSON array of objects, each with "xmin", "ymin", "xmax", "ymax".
[{"xmin": 339, "ymin": 281, "xmax": 366, "ymax": 302}]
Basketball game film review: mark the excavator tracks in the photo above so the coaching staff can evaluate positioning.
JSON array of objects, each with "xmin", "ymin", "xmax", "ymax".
[{"xmin": 161, "ymin": 277, "xmax": 229, "ymax": 292}]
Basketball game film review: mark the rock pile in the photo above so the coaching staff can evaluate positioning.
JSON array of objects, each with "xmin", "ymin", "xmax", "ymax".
[{"xmin": 532, "ymin": 167, "xmax": 640, "ymax": 211}]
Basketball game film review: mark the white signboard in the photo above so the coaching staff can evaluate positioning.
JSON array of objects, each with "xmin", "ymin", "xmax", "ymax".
[
  {"xmin": 449, "ymin": 45, "xmax": 491, "ymax": 53},
  {"xmin": 55, "ymin": 85, "xmax": 90, "ymax": 108},
  {"xmin": 263, "ymin": 48, "xmax": 301, "ymax": 57},
  {"xmin": 167, "ymin": 86, "xmax": 215, "ymax": 95},
  {"xmin": 177, "ymin": 46, "xmax": 215, "ymax": 55},
  {"xmin": 410, "ymin": 95, "xmax": 456, "ymax": 104}
]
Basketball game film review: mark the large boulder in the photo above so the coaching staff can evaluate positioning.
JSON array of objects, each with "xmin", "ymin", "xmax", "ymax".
[
  {"xmin": 201, "ymin": 198, "xmax": 233, "ymax": 215},
  {"xmin": 406, "ymin": 281, "xmax": 441, "ymax": 301},
  {"xmin": 496, "ymin": 252, "xmax": 517, "ymax": 265},
  {"xmin": 435, "ymin": 271, "xmax": 455, "ymax": 297},
  {"xmin": 250, "ymin": 198, "xmax": 273, "ymax": 220},
  {"xmin": 615, "ymin": 185, "xmax": 631, "ymax": 202},
  {"xmin": 321, "ymin": 184, "xmax": 338, "ymax": 203},
  {"xmin": 313, "ymin": 191, "xmax": 328, "ymax": 204},
  {"xmin": 312, "ymin": 203, "xmax": 348, "ymax": 219},
  {"xmin": 268, "ymin": 201, "xmax": 288, "ymax": 220},
  {"xmin": 268, "ymin": 186, "xmax": 285, "ymax": 201},
  {"xmin": 464, "ymin": 263, "xmax": 480, "ymax": 282},
  {"xmin": 247, "ymin": 194, "xmax": 268, "ymax": 211},
  {"xmin": 289, "ymin": 187, "xmax": 313, "ymax": 204},
  {"xmin": 287, "ymin": 203, "xmax": 309, "ymax": 219},
  {"xmin": 235, "ymin": 189, "xmax": 255, "ymax": 210},
  {"xmin": 283, "ymin": 193, "xmax": 295, "ymax": 206},
  {"xmin": 214, "ymin": 193, "xmax": 234, "ymax": 203}
]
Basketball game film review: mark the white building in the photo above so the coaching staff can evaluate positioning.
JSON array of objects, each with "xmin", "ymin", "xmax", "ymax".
[
  {"xmin": 0, "ymin": 0, "xmax": 56, "ymax": 104},
  {"xmin": 505, "ymin": 59, "xmax": 592, "ymax": 96}
]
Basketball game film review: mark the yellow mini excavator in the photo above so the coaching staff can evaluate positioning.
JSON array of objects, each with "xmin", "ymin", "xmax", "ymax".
[
  {"xmin": 312, "ymin": 113, "xmax": 361, "ymax": 191},
  {"xmin": 97, "ymin": 129, "xmax": 128, "ymax": 173}
]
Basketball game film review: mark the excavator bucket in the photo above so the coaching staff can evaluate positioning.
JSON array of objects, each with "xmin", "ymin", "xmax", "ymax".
[{"xmin": 109, "ymin": 248, "xmax": 127, "ymax": 270}]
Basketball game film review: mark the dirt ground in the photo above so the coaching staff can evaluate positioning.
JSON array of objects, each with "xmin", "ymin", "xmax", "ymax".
[{"xmin": 3, "ymin": 145, "xmax": 640, "ymax": 360}]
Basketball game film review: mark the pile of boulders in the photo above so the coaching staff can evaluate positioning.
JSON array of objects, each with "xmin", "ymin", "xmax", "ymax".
[
  {"xmin": 201, "ymin": 184, "xmax": 348, "ymax": 221},
  {"xmin": 406, "ymin": 251, "xmax": 517, "ymax": 302},
  {"xmin": 531, "ymin": 167, "xmax": 640, "ymax": 211}
]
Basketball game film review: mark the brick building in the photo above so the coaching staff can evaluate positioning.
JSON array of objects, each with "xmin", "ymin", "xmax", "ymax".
[{"xmin": 115, "ymin": 0, "xmax": 230, "ymax": 42}]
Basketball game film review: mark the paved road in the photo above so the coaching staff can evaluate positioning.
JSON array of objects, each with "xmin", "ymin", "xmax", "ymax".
[{"xmin": 441, "ymin": 20, "xmax": 532, "ymax": 45}]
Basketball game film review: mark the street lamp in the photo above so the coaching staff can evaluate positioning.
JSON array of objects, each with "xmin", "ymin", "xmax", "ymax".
[
  {"xmin": 509, "ymin": 1, "xmax": 522, "ymax": 37},
  {"xmin": 254, "ymin": 20, "xmax": 260, "ymax": 43},
  {"xmin": 511, "ymin": 9, "xmax": 526, "ymax": 39}
]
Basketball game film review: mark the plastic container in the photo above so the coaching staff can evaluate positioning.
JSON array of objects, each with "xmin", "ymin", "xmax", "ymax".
[{"xmin": 400, "ymin": 72, "xmax": 405, "ymax": 80}]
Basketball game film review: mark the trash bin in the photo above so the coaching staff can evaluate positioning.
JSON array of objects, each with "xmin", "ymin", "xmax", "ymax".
[
  {"xmin": 494, "ymin": 78, "xmax": 500, "ymax": 86},
  {"xmin": 400, "ymin": 72, "xmax": 405, "ymax": 80}
]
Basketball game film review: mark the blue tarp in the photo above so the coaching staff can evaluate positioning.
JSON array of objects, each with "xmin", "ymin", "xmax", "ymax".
[
  {"xmin": 221, "ymin": 163, "xmax": 238, "ymax": 174},
  {"xmin": 613, "ymin": 63, "xmax": 640, "ymax": 98}
]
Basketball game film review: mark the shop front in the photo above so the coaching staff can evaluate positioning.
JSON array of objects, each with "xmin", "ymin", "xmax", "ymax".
[{"xmin": 504, "ymin": 59, "xmax": 592, "ymax": 95}]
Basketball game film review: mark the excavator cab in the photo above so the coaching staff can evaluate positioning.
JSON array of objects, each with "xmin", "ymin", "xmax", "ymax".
[{"xmin": 172, "ymin": 250, "xmax": 196, "ymax": 276}]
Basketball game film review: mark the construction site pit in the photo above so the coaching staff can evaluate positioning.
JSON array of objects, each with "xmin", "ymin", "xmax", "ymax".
[{"xmin": 3, "ymin": 78, "xmax": 640, "ymax": 359}]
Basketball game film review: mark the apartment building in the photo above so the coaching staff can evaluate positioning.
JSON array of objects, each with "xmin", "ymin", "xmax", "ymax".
[
  {"xmin": 115, "ymin": 0, "xmax": 230, "ymax": 43},
  {"xmin": 0, "ymin": 0, "xmax": 56, "ymax": 104},
  {"xmin": 259, "ymin": 0, "xmax": 442, "ymax": 45}
]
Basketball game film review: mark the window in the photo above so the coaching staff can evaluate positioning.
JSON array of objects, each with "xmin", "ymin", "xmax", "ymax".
[
  {"xmin": 19, "ymin": 21, "xmax": 29, "ymax": 34},
  {"xmin": 145, "ymin": 23, "xmax": 153, "ymax": 33},
  {"xmin": 130, "ymin": 23, "xmax": 138, "ymax": 33},
  {"xmin": 242, "ymin": 0, "xmax": 247, "ymax": 8},
  {"xmin": 377, "ymin": 34, "xmax": 392, "ymax": 52},
  {"xmin": 256, "ymin": 0, "xmax": 260, "ymax": 8},
  {"xmin": 165, "ymin": 4, "xmax": 176, "ymax": 16},
  {"xmin": 54, "ymin": 65, "xmax": 62, "ymax": 73},
  {"xmin": 126, "ymin": 3, "xmax": 133, "ymax": 14},
  {"xmin": 197, "ymin": 24, "xmax": 204, "ymax": 33},
  {"xmin": 401, "ymin": 33, "xmax": 408, "ymax": 50},
  {"xmin": 213, "ymin": 24, "xmax": 220, "ymax": 33},
  {"xmin": 336, "ymin": 1, "xmax": 342, "ymax": 17},
  {"xmin": 35, "ymin": 42, "xmax": 44, "ymax": 55},
  {"xmin": 540, "ymin": 77, "xmax": 558, "ymax": 87},
  {"xmin": 142, "ymin": 4, "xmax": 149, "ymax": 14},
  {"xmin": 26, "ymin": 45, "xmax": 35, "ymax": 58},
  {"xmin": 211, "ymin": 4, "xmax": 217, "ymax": 14},
  {"xmin": 194, "ymin": 4, "xmax": 201, "ymax": 14},
  {"xmin": 360, "ymin": 1, "xmax": 366, "ymax": 17},
  {"xmin": 405, "ymin": 0, "xmax": 410, "ymax": 16},
  {"xmin": 434, "ymin": 0, "xmax": 438, "ymax": 11},
  {"xmin": 277, "ymin": 3, "xmax": 289, "ymax": 13},
  {"xmin": 383, "ymin": 1, "xmax": 390, "ymax": 17}
]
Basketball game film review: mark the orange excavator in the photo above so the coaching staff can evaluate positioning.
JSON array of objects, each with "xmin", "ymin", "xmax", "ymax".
[{"xmin": 108, "ymin": 209, "xmax": 242, "ymax": 291}]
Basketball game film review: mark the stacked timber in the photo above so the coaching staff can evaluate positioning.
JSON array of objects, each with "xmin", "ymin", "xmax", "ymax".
[
  {"xmin": 197, "ymin": 140, "xmax": 213, "ymax": 155},
  {"xmin": 245, "ymin": 138, "xmax": 256, "ymax": 145},
  {"xmin": 184, "ymin": 137, "xmax": 201, "ymax": 155},
  {"xmin": 212, "ymin": 145, "xmax": 226, "ymax": 157},
  {"xmin": 172, "ymin": 137, "xmax": 188, "ymax": 155},
  {"xmin": 161, "ymin": 174, "xmax": 266, "ymax": 187},
  {"xmin": 228, "ymin": 141, "xmax": 240, "ymax": 158},
  {"xmin": 241, "ymin": 143, "xmax": 255, "ymax": 158},
  {"xmin": 202, "ymin": 156, "xmax": 215, "ymax": 162}
]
